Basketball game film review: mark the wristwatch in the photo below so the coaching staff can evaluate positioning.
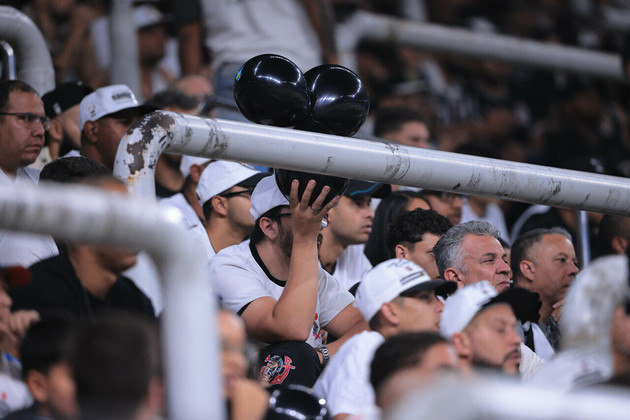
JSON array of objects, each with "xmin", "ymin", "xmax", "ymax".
[{"xmin": 317, "ymin": 345, "xmax": 330, "ymax": 367}]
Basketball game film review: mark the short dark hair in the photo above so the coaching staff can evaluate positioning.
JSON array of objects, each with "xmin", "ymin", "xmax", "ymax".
[
  {"xmin": 72, "ymin": 313, "xmax": 160, "ymax": 420},
  {"xmin": 373, "ymin": 107, "xmax": 425, "ymax": 138},
  {"xmin": 0, "ymin": 80, "xmax": 39, "ymax": 113},
  {"xmin": 249, "ymin": 206, "xmax": 287, "ymax": 245},
  {"xmin": 387, "ymin": 209, "xmax": 453, "ymax": 253},
  {"xmin": 599, "ymin": 215, "xmax": 630, "ymax": 256},
  {"xmin": 369, "ymin": 332, "xmax": 447, "ymax": 395},
  {"xmin": 20, "ymin": 316, "xmax": 77, "ymax": 375},
  {"xmin": 364, "ymin": 191, "xmax": 431, "ymax": 266},
  {"xmin": 510, "ymin": 227, "xmax": 572, "ymax": 284},
  {"xmin": 145, "ymin": 89, "xmax": 197, "ymax": 111},
  {"xmin": 40, "ymin": 157, "xmax": 110, "ymax": 183}
]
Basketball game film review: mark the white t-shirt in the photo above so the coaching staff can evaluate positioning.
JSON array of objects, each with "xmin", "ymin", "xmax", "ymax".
[
  {"xmin": 0, "ymin": 168, "xmax": 59, "ymax": 267},
  {"xmin": 0, "ymin": 352, "xmax": 32, "ymax": 416},
  {"xmin": 332, "ymin": 244, "xmax": 373, "ymax": 291},
  {"xmin": 208, "ymin": 240, "xmax": 354, "ymax": 347},
  {"xmin": 201, "ymin": 0, "xmax": 321, "ymax": 72},
  {"xmin": 313, "ymin": 331, "xmax": 384, "ymax": 417},
  {"xmin": 160, "ymin": 193, "xmax": 216, "ymax": 260}
]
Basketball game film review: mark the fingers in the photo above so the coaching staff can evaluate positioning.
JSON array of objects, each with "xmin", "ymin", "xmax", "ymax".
[{"xmin": 289, "ymin": 179, "xmax": 338, "ymax": 213}]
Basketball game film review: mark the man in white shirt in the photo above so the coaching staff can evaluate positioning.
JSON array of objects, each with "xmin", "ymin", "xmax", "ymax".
[
  {"xmin": 208, "ymin": 175, "xmax": 366, "ymax": 387},
  {"xmin": 0, "ymin": 80, "xmax": 59, "ymax": 267},
  {"xmin": 319, "ymin": 180, "xmax": 390, "ymax": 290},
  {"xmin": 440, "ymin": 281, "xmax": 544, "ymax": 379},
  {"xmin": 195, "ymin": 161, "xmax": 265, "ymax": 259},
  {"xmin": 313, "ymin": 258, "xmax": 456, "ymax": 419}
]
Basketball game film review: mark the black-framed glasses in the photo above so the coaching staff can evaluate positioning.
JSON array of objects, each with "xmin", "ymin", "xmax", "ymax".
[
  {"xmin": 0, "ymin": 112, "xmax": 50, "ymax": 130},
  {"xmin": 219, "ymin": 187, "xmax": 255, "ymax": 199}
]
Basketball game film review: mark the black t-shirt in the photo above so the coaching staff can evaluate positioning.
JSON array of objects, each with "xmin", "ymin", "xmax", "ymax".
[{"xmin": 11, "ymin": 254, "xmax": 155, "ymax": 321}]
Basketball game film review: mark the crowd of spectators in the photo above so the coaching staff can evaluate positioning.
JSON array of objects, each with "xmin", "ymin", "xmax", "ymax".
[{"xmin": 1, "ymin": 0, "xmax": 630, "ymax": 419}]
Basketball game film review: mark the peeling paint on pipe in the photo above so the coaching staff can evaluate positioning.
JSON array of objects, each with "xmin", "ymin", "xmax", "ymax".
[{"xmin": 114, "ymin": 111, "xmax": 630, "ymax": 217}]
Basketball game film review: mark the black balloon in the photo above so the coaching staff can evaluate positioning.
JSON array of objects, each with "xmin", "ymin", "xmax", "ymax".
[
  {"xmin": 233, "ymin": 54, "xmax": 310, "ymax": 127},
  {"xmin": 275, "ymin": 168, "xmax": 349, "ymax": 207},
  {"xmin": 265, "ymin": 384, "xmax": 330, "ymax": 420},
  {"xmin": 304, "ymin": 64, "xmax": 370, "ymax": 137}
]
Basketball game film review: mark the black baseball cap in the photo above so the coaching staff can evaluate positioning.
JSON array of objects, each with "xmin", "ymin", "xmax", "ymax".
[
  {"xmin": 42, "ymin": 82, "xmax": 94, "ymax": 119},
  {"xmin": 345, "ymin": 180, "xmax": 391, "ymax": 199}
]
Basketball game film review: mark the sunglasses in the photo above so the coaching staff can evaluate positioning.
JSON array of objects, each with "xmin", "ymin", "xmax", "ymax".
[{"xmin": 219, "ymin": 187, "xmax": 255, "ymax": 198}]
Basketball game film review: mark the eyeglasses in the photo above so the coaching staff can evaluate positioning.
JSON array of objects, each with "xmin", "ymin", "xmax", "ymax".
[
  {"xmin": 219, "ymin": 187, "xmax": 255, "ymax": 199},
  {"xmin": 0, "ymin": 112, "xmax": 50, "ymax": 130}
]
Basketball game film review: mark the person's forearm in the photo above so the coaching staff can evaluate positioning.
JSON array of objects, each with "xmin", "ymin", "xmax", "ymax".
[
  {"xmin": 326, "ymin": 319, "xmax": 368, "ymax": 356},
  {"xmin": 273, "ymin": 238, "xmax": 320, "ymax": 339}
]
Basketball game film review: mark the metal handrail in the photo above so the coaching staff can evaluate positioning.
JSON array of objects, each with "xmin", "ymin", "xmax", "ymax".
[
  {"xmin": 0, "ymin": 183, "xmax": 223, "ymax": 420},
  {"xmin": 114, "ymin": 111, "xmax": 630, "ymax": 218}
]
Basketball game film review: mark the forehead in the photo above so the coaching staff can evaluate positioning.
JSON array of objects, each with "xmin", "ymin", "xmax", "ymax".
[
  {"xmin": 462, "ymin": 234, "xmax": 502, "ymax": 256},
  {"xmin": 6, "ymin": 90, "xmax": 44, "ymax": 112},
  {"xmin": 539, "ymin": 233, "xmax": 574, "ymax": 252}
]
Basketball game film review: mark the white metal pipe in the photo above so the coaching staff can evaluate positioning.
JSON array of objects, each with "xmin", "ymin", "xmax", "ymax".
[
  {"xmin": 575, "ymin": 210, "xmax": 591, "ymax": 268},
  {"xmin": 0, "ymin": 182, "xmax": 223, "ymax": 420},
  {"xmin": 114, "ymin": 111, "xmax": 630, "ymax": 217},
  {"xmin": 344, "ymin": 11, "xmax": 624, "ymax": 81},
  {"xmin": 0, "ymin": 6, "xmax": 55, "ymax": 94},
  {"xmin": 0, "ymin": 41, "xmax": 17, "ymax": 80},
  {"xmin": 110, "ymin": 0, "xmax": 142, "ymax": 100}
]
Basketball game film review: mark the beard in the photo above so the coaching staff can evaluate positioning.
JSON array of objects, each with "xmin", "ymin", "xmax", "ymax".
[{"xmin": 278, "ymin": 225, "xmax": 293, "ymax": 259}]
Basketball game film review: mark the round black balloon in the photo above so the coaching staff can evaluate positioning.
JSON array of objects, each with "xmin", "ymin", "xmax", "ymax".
[
  {"xmin": 233, "ymin": 54, "xmax": 310, "ymax": 127},
  {"xmin": 265, "ymin": 384, "xmax": 330, "ymax": 420},
  {"xmin": 304, "ymin": 64, "xmax": 370, "ymax": 137},
  {"xmin": 274, "ymin": 168, "xmax": 349, "ymax": 208}
]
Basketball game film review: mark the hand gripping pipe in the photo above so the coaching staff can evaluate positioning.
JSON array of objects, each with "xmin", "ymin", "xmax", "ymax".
[
  {"xmin": 0, "ymin": 6, "xmax": 55, "ymax": 94},
  {"xmin": 114, "ymin": 111, "xmax": 630, "ymax": 217},
  {"xmin": 0, "ymin": 182, "xmax": 223, "ymax": 420}
]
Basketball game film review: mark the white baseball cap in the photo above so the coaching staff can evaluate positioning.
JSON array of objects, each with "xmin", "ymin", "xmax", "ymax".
[
  {"xmin": 355, "ymin": 259, "xmax": 457, "ymax": 322},
  {"xmin": 134, "ymin": 4, "xmax": 166, "ymax": 30},
  {"xmin": 440, "ymin": 281, "xmax": 523, "ymax": 339},
  {"xmin": 180, "ymin": 155, "xmax": 213, "ymax": 178},
  {"xmin": 249, "ymin": 175, "xmax": 290, "ymax": 220},
  {"xmin": 196, "ymin": 161, "xmax": 265, "ymax": 206},
  {"xmin": 78, "ymin": 84, "xmax": 156, "ymax": 131}
]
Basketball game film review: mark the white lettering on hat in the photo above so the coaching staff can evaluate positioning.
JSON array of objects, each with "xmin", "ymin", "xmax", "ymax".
[{"xmin": 53, "ymin": 103, "xmax": 62, "ymax": 115}]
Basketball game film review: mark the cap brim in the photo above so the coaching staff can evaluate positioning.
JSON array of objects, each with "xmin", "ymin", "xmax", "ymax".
[
  {"xmin": 346, "ymin": 181, "xmax": 391, "ymax": 198},
  {"xmin": 106, "ymin": 104, "xmax": 158, "ymax": 119},
  {"xmin": 403, "ymin": 279, "xmax": 457, "ymax": 298},
  {"xmin": 238, "ymin": 172, "xmax": 267, "ymax": 188}
]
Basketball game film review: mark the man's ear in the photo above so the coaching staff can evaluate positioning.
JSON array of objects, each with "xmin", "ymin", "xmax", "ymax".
[
  {"xmin": 189, "ymin": 164, "xmax": 204, "ymax": 184},
  {"xmin": 450, "ymin": 332, "xmax": 471, "ymax": 358},
  {"xmin": 210, "ymin": 196, "xmax": 228, "ymax": 217},
  {"xmin": 443, "ymin": 268, "xmax": 461, "ymax": 284},
  {"xmin": 520, "ymin": 260, "xmax": 536, "ymax": 282},
  {"xmin": 47, "ymin": 119, "xmax": 63, "ymax": 143},
  {"xmin": 612, "ymin": 236, "xmax": 628, "ymax": 255},
  {"xmin": 394, "ymin": 244, "xmax": 407, "ymax": 259},
  {"xmin": 259, "ymin": 217, "xmax": 279, "ymax": 241},
  {"xmin": 83, "ymin": 121, "xmax": 98, "ymax": 144},
  {"xmin": 24, "ymin": 370, "xmax": 49, "ymax": 403},
  {"xmin": 380, "ymin": 302, "xmax": 399, "ymax": 326}
]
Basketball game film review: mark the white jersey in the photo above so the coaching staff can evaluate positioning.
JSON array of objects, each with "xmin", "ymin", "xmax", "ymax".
[
  {"xmin": 0, "ymin": 352, "xmax": 32, "ymax": 416},
  {"xmin": 208, "ymin": 240, "xmax": 354, "ymax": 347},
  {"xmin": 0, "ymin": 168, "xmax": 59, "ymax": 267},
  {"xmin": 160, "ymin": 193, "xmax": 215, "ymax": 260},
  {"xmin": 332, "ymin": 244, "xmax": 373, "ymax": 291},
  {"xmin": 313, "ymin": 331, "xmax": 384, "ymax": 417},
  {"xmin": 202, "ymin": 0, "xmax": 321, "ymax": 72}
]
